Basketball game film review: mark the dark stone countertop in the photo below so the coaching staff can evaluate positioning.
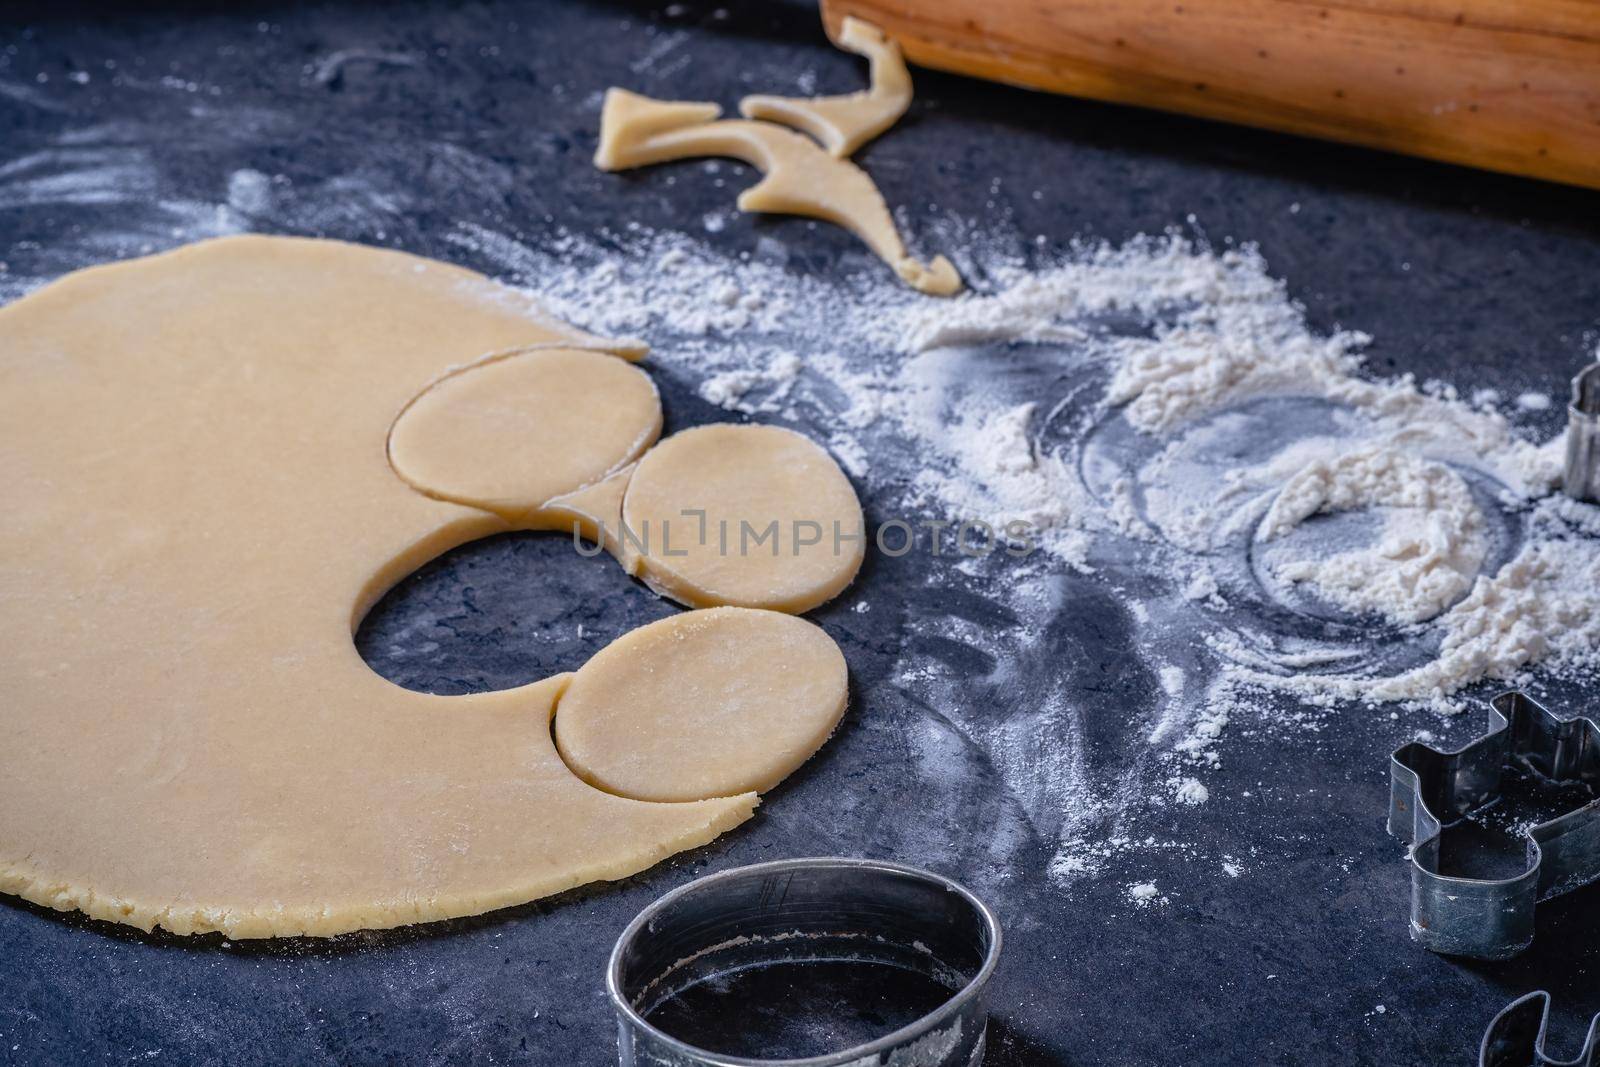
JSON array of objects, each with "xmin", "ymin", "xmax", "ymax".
[{"xmin": 2, "ymin": 2, "xmax": 1599, "ymax": 1064}]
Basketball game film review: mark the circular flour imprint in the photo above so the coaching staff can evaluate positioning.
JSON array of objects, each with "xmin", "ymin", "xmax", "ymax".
[{"xmin": 1255, "ymin": 447, "xmax": 1488, "ymax": 625}]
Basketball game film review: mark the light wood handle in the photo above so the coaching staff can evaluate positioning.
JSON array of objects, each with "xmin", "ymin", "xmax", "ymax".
[{"xmin": 820, "ymin": 0, "xmax": 1600, "ymax": 189}]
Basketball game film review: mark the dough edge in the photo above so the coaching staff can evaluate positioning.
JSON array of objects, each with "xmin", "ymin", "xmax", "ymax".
[
  {"xmin": 0, "ymin": 722, "xmax": 758, "ymax": 944},
  {"xmin": 0, "ymin": 799, "xmax": 754, "ymax": 938}
]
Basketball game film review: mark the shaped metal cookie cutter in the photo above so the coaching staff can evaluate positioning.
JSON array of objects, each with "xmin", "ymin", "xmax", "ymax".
[
  {"xmin": 1564, "ymin": 363, "xmax": 1600, "ymax": 504},
  {"xmin": 1481, "ymin": 992, "xmax": 1600, "ymax": 1067},
  {"xmin": 1388, "ymin": 691, "xmax": 1600, "ymax": 959}
]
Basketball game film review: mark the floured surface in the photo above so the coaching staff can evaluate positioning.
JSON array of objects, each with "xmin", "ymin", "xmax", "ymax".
[
  {"xmin": 4, "ymin": 8, "xmax": 1600, "ymax": 1061},
  {"xmin": 0, "ymin": 236, "xmax": 844, "ymax": 937},
  {"xmin": 433, "ymin": 223, "xmax": 1599, "ymax": 884}
]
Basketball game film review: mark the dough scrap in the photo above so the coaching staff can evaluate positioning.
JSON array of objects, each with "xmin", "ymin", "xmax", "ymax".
[
  {"xmin": 740, "ymin": 16, "xmax": 912, "ymax": 158},
  {"xmin": 0, "ymin": 236, "xmax": 853, "ymax": 937},
  {"xmin": 619, "ymin": 424, "xmax": 867, "ymax": 613},
  {"xmin": 554, "ymin": 607, "xmax": 848, "ymax": 803},
  {"xmin": 594, "ymin": 88, "xmax": 961, "ymax": 296}
]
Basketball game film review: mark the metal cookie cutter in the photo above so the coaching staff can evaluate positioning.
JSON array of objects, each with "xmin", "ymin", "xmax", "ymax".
[
  {"xmin": 1388, "ymin": 691, "xmax": 1600, "ymax": 959},
  {"xmin": 608, "ymin": 857, "xmax": 1002, "ymax": 1067},
  {"xmin": 1563, "ymin": 362, "xmax": 1600, "ymax": 503},
  {"xmin": 1481, "ymin": 992, "xmax": 1600, "ymax": 1067}
]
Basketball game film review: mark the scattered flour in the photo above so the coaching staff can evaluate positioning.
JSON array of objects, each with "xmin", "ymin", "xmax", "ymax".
[
  {"xmin": 1158, "ymin": 665, "xmax": 1185, "ymax": 697},
  {"xmin": 1126, "ymin": 881, "xmax": 1166, "ymax": 907},
  {"xmin": 699, "ymin": 351, "xmax": 802, "ymax": 413},
  {"xmin": 900, "ymin": 236, "xmax": 1583, "ymax": 718},
  {"xmin": 913, "ymin": 400, "xmax": 1073, "ymax": 536},
  {"xmin": 1182, "ymin": 570, "xmax": 1219, "ymax": 602},
  {"xmin": 1516, "ymin": 391, "xmax": 1553, "ymax": 412},
  {"xmin": 225, "ymin": 168, "xmax": 276, "ymax": 216},
  {"xmin": 1257, "ymin": 534, "xmax": 1600, "ymax": 707}
]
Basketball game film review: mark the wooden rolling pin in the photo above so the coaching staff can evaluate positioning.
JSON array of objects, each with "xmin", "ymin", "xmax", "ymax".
[{"xmin": 819, "ymin": 0, "xmax": 1600, "ymax": 190}]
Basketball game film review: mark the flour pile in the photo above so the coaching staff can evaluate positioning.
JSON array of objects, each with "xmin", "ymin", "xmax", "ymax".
[
  {"xmin": 908, "ymin": 243, "xmax": 1600, "ymax": 713},
  {"xmin": 1258, "ymin": 447, "xmax": 1487, "ymax": 626}
]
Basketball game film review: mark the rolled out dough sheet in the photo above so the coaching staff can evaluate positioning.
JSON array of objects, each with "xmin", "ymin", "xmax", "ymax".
[{"xmin": 0, "ymin": 236, "xmax": 850, "ymax": 937}]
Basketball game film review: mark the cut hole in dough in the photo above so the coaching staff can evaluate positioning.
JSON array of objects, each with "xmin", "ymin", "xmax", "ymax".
[
  {"xmin": 619, "ymin": 423, "xmax": 867, "ymax": 613},
  {"xmin": 740, "ymin": 16, "xmax": 911, "ymax": 158},
  {"xmin": 356, "ymin": 529, "xmax": 676, "ymax": 693},
  {"xmin": 553, "ymin": 606, "xmax": 848, "ymax": 803},
  {"xmin": 594, "ymin": 88, "xmax": 960, "ymax": 296},
  {"xmin": 388, "ymin": 345, "xmax": 662, "ymax": 521}
]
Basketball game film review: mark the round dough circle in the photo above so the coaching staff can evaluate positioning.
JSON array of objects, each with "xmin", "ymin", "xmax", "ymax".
[
  {"xmin": 554, "ymin": 606, "xmax": 848, "ymax": 803},
  {"xmin": 621, "ymin": 424, "xmax": 864, "ymax": 612},
  {"xmin": 389, "ymin": 346, "xmax": 661, "ymax": 517}
]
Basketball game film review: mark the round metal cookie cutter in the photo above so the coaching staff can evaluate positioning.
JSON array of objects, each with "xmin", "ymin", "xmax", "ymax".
[{"xmin": 607, "ymin": 857, "xmax": 1003, "ymax": 1067}]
